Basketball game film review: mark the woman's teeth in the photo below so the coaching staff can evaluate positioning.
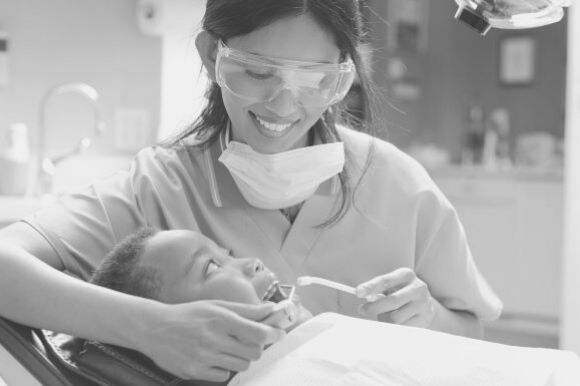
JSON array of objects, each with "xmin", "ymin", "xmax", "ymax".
[{"xmin": 255, "ymin": 115, "xmax": 292, "ymax": 132}]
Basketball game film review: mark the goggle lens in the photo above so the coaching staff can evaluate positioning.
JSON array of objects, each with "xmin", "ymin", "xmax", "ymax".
[{"xmin": 215, "ymin": 41, "xmax": 355, "ymax": 107}]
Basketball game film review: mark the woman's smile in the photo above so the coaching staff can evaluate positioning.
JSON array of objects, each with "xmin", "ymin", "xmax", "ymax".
[
  {"xmin": 249, "ymin": 111, "xmax": 299, "ymax": 138},
  {"xmin": 219, "ymin": 13, "xmax": 339, "ymax": 153}
]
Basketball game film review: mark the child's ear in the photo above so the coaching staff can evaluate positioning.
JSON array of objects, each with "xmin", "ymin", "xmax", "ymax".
[{"xmin": 196, "ymin": 31, "xmax": 218, "ymax": 81}]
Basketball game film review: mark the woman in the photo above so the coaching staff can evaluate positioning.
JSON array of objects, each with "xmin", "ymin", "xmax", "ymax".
[{"xmin": 0, "ymin": 0, "xmax": 502, "ymax": 382}]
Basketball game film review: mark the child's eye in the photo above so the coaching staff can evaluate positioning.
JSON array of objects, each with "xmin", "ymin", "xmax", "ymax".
[{"xmin": 204, "ymin": 259, "xmax": 221, "ymax": 278}]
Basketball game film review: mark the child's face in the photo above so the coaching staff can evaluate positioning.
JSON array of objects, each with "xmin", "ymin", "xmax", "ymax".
[{"xmin": 140, "ymin": 230, "xmax": 279, "ymax": 305}]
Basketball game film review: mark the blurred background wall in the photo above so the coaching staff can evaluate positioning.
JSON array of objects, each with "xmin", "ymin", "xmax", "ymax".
[
  {"xmin": 0, "ymin": 0, "xmax": 161, "ymax": 155},
  {"xmin": 367, "ymin": 0, "xmax": 567, "ymax": 161}
]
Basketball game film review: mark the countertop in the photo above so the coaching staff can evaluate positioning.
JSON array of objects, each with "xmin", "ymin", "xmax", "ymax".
[
  {"xmin": 0, "ymin": 154, "xmax": 131, "ymax": 226},
  {"xmin": 0, "ymin": 163, "xmax": 565, "ymax": 225},
  {"xmin": 427, "ymin": 165, "xmax": 564, "ymax": 182}
]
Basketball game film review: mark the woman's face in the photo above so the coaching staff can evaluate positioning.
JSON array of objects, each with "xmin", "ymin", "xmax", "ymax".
[
  {"xmin": 141, "ymin": 230, "xmax": 279, "ymax": 305},
  {"xmin": 221, "ymin": 14, "xmax": 341, "ymax": 154}
]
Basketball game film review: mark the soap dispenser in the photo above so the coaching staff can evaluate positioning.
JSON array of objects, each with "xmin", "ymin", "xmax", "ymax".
[{"xmin": 0, "ymin": 123, "xmax": 31, "ymax": 196}]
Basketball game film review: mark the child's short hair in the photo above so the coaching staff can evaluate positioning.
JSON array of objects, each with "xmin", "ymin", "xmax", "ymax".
[{"xmin": 90, "ymin": 227, "xmax": 162, "ymax": 300}]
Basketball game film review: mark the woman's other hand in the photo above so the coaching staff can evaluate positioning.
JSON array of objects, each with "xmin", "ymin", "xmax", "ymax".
[
  {"xmin": 135, "ymin": 300, "xmax": 285, "ymax": 382},
  {"xmin": 356, "ymin": 268, "xmax": 436, "ymax": 328},
  {"xmin": 293, "ymin": 296, "xmax": 313, "ymax": 328},
  {"xmin": 260, "ymin": 294, "xmax": 312, "ymax": 332}
]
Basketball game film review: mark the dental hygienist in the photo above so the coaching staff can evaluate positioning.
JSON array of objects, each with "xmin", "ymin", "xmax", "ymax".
[{"xmin": 0, "ymin": 0, "xmax": 502, "ymax": 382}]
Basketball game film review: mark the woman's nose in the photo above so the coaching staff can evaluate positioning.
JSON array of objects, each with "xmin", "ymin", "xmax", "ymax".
[
  {"xmin": 242, "ymin": 258, "xmax": 264, "ymax": 277},
  {"xmin": 265, "ymin": 88, "xmax": 298, "ymax": 116}
]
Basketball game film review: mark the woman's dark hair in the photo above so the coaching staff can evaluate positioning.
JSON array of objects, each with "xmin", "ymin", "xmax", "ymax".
[
  {"xmin": 165, "ymin": 0, "xmax": 377, "ymax": 226},
  {"xmin": 90, "ymin": 227, "xmax": 162, "ymax": 300}
]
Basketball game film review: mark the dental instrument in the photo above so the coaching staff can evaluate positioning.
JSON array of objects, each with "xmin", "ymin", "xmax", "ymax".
[
  {"xmin": 279, "ymin": 284, "xmax": 296, "ymax": 302},
  {"xmin": 296, "ymin": 276, "xmax": 382, "ymax": 301}
]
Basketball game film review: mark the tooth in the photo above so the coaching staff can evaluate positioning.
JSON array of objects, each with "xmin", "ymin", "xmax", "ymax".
[{"xmin": 255, "ymin": 115, "xmax": 291, "ymax": 132}]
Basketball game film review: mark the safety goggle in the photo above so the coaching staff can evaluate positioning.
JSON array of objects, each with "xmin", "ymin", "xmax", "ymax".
[{"xmin": 215, "ymin": 40, "xmax": 356, "ymax": 107}]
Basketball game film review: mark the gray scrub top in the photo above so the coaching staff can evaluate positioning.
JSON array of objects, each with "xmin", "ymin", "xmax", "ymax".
[{"xmin": 23, "ymin": 126, "xmax": 503, "ymax": 321}]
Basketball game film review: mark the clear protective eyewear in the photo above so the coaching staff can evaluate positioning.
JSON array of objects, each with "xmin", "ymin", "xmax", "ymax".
[
  {"xmin": 455, "ymin": 0, "xmax": 573, "ymax": 35},
  {"xmin": 215, "ymin": 40, "xmax": 356, "ymax": 107}
]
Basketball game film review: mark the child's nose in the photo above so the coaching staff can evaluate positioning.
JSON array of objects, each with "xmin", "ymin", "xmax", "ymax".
[{"xmin": 243, "ymin": 258, "xmax": 264, "ymax": 277}]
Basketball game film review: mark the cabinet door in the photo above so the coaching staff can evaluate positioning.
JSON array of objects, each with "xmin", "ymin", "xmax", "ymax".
[
  {"xmin": 514, "ymin": 181, "xmax": 563, "ymax": 318},
  {"xmin": 436, "ymin": 179, "xmax": 521, "ymax": 314},
  {"xmin": 435, "ymin": 177, "xmax": 563, "ymax": 319}
]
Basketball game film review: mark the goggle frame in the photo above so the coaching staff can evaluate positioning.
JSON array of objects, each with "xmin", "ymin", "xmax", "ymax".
[{"xmin": 215, "ymin": 40, "xmax": 356, "ymax": 107}]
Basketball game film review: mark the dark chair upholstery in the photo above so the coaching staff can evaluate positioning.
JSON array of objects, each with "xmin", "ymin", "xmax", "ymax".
[
  {"xmin": 0, "ymin": 317, "xmax": 224, "ymax": 386},
  {"xmin": 0, "ymin": 317, "xmax": 99, "ymax": 385}
]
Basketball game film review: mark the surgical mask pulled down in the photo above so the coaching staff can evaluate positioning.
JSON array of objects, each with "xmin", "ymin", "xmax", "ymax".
[{"xmin": 219, "ymin": 136, "xmax": 345, "ymax": 210}]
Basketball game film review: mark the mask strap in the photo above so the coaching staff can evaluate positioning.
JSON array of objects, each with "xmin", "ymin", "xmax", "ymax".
[{"xmin": 219, "ymin": 121, "xmax": 232, "ymax": 152}]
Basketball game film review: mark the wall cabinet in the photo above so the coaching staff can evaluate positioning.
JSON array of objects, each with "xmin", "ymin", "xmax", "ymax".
[{"xmin": 433, "ymin": 170, "xmax": 563, "ymax": 347}]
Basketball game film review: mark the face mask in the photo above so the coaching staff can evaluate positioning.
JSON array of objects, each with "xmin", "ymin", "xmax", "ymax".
[{"xmin": 218, "ymin": 140, "xmax": 345, "ymax": 210}]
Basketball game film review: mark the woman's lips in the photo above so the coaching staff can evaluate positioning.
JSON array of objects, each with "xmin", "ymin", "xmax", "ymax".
[{"xmin": 249, "ymin": 111, "xmax": 298, "ymax": 138}]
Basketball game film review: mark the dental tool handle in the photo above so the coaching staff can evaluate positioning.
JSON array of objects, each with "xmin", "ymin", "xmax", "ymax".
[
  {"xmin": 296, "ymin": 276, "xmax": 356, "ymax": 295},
  {"xmin": 296, "ymin": 276, "xmax": 385, "ymax": 302}
]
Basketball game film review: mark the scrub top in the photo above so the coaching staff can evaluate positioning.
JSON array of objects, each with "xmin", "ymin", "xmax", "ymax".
[{"xmin": 22, "ymin": 126, "xmax": 503, "ymax": 321}]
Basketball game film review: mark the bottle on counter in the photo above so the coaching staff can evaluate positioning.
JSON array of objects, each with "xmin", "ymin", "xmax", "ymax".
[
  {"xmin": 461, "ymin": 104, "xmax": 486, "ymax": 165},
  {"xmin": 489, "ymin": 108, "xmax": 512, "ymax": 169},
  {"xmin": 0, "ymin": 123, "xmax": 32, "ymax": 196}
]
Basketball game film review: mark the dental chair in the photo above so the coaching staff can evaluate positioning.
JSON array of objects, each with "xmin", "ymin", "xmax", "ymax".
[
  {"xmin": 0, "ymin": 317, "xmax": 214, "ymax": 386},
  {"xmin": 0, "ymin": 317, "xmax": 94, "ymax": 385}
]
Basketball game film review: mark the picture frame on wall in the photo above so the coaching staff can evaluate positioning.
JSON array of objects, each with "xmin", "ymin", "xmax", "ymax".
[
  {"xmin": 499, "ymin": 36, "xmax": 536, "ymax": 85},
  {"xmin": 386, "ymin": 0, "xmax": 429, "ymax": 54}
]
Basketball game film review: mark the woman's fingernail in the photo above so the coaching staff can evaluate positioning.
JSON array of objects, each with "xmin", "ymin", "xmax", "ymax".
[
  {"xmin": 285, "ymin": 308, "xmax": 295, "ymax": 323},
  {"xmin": 365, "ymin": 294, "xmax": 380, "ymax": 302},
  {"xmin": 280, "ymin": 302, "xmax": 295, "ymax": 321}
]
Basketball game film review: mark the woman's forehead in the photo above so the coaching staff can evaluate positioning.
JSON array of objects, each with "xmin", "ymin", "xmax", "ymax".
[{"xmin": 227, "ymin": 13, "xmax": 340, "ymax": 63}]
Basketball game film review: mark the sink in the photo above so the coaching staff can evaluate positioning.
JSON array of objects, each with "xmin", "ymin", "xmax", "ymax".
[{"xmin": 0, "ymin": 154, "xmax": 132, "ymax": 226}]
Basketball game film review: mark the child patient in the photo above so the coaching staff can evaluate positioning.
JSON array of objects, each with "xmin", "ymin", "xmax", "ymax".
[
  {"xmin": 90, "ymin": 227, "xmax": 302, "ymax": 327},
  {"xmin": 47, "ymin": 227, "xmax": 303, "ymax": 386}
]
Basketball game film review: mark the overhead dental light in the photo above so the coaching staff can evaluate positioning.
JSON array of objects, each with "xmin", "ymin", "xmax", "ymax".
[{"xmin": 455, "ymin": 0, "xmax": 574, "ymax": 35}]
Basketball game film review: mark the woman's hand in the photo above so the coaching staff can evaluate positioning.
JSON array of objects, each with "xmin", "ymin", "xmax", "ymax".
[
  {"xmin": 260, "ymin": 294, "xmax": 313, "ymax": 332},
  {"xmin": 135, "ymin": 300, "xmax": 285, "ymax": 382},
  {"xmin": 356, "ymin": 268, "xmax": 436, "ymax": 328}
]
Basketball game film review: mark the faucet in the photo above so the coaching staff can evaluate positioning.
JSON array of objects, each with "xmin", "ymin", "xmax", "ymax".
[{"xmin": 35, "ymin": 82, "xmax": 105, "ymax": 196}]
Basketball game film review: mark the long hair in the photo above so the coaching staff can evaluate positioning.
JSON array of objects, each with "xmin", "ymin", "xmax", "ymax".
[{"xmin": 165, "ymin": 0, "xmax": 378, "ymax": 226}]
